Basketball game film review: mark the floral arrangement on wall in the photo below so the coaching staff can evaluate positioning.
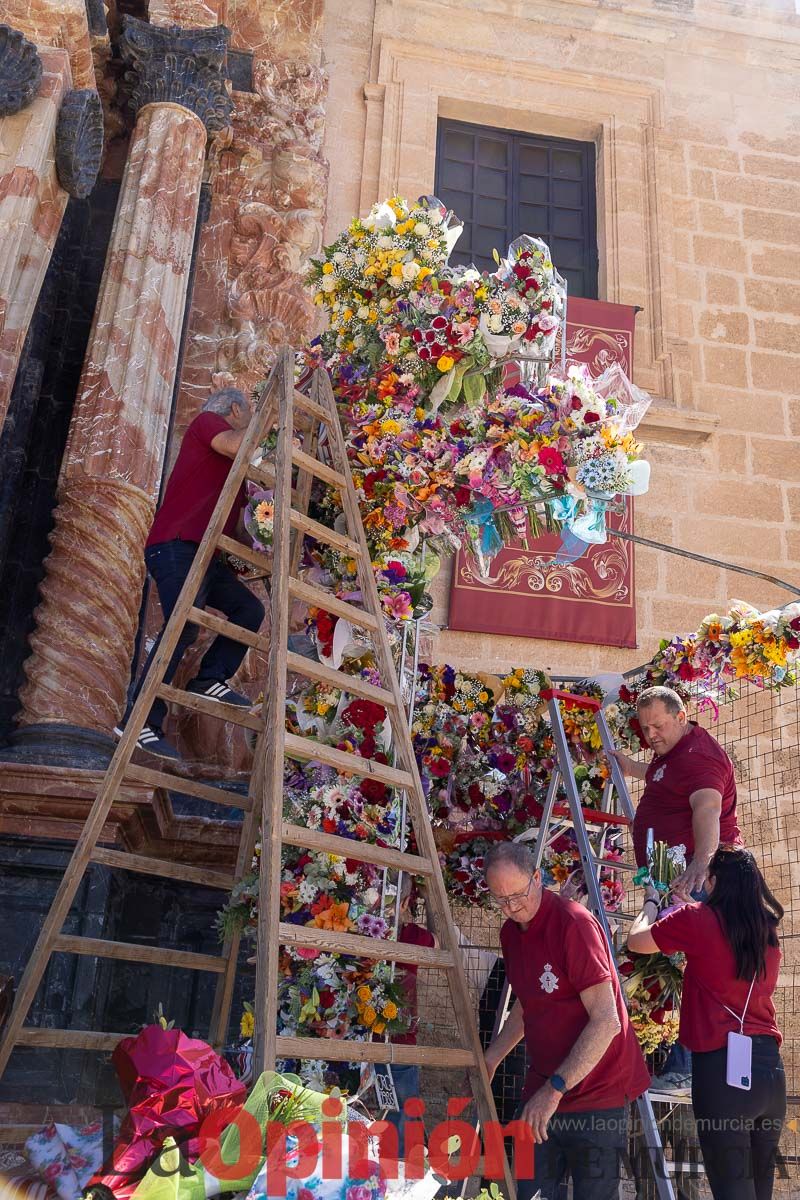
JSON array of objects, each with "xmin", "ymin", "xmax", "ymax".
[{"xmin": 304, "ymin": 194, "xmax": 651, "ymax": 575}]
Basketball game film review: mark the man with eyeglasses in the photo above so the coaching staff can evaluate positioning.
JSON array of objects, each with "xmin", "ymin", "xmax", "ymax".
[{"xmin": 483, "ymin": 842, "xmax": 649, "ymax": 1200}]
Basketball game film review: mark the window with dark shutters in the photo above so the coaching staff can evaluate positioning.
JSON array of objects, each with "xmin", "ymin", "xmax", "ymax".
[{"xmin": 434, "ymin": 118, "xmax": 599, "ymax": 299}]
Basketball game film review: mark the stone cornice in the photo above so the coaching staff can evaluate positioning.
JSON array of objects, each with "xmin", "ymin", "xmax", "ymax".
[{"xmin": 119, "ymin": 16, "xmax": 233, "ymax": 134}]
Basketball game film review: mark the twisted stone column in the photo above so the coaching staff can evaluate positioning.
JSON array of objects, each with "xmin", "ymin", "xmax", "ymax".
[{"xmin": 12, "ymin": 18, "xmax": 232, "ymax": 759}]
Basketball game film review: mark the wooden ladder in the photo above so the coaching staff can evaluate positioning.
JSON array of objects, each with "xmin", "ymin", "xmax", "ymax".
[{"xmin": 0, "ymin": 349, "xmax": 514, "ymax": 1197}]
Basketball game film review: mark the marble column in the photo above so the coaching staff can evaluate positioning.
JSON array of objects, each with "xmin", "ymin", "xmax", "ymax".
[
  {"xmin": 11, "ymin": 17, "xmax": 232, "ymax": 762},
  {"xmin": 0, "ymin": 30, "xmax": 70, "ymax": 431}
]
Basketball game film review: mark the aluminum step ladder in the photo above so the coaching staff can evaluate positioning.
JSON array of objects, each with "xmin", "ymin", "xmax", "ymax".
[{"xmin": 490, "ymin": 687, "xmax": 678, "ymax": 1200}]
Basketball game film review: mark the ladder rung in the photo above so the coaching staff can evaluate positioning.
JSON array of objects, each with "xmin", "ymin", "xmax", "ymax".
[
  {"xmin": 282, "ymin": 822, "xmax": 432, "ymax": 874},
  {"xmin": 247, "ymin": 462, "xmax": 276, "ymax": 489},
  {"xmin": 16, "ymin": 1028, "xmax": 127, "ymax": 1050},
  {"xmin": 293, "ymin": 389, "xmax": 331, "ymax": 423},
  {"xmin": 552, "ymin": 803, "xmax": 632, "ymax": 828},
  {"xmin": 288, "ymin": 578, "xmax": 378, "ymax": 630},
  {"xmin": 605, "ymin": 910, "xmax": 637, "ymax": 921},
  {"xmin": 291, "ymin": 446, "xmax": 346, "ymax": 489},
  {"xmin": 590, "ymin": 856, "xmax": 637, "ymax": 873},
  {"xmin": 542, "ymin": 688, "xmax": 601, "ymax": 712},
  {"xmin": 52, "ymin": 935, "xmax": 227, "ymax": 973},
  {"xmin": 285, "ymin": 651, "xmax": 396, "ymax": 708},
  {"xmin": 275, "ymin": 1035, "xmax": 474, "ymax": 1068},
  {"xmin": 246, "ymin": 462, "xmax": 300, "ymax": 505},
  {"xmin": 284, "ymin": 732, "xmax": 413, "ymax": 788},
  {"xmin": 125, "ymin": 763, "xmax": 253, "ymax": 811},
  {"xmin": 189, "ymin": 606, "xmax": 268, "ymax": 652},
  {"xmin": 278, "ymin": 922, "xmax": 453, "ymax": 966},
  {"xmin": 158, "ymin": 683, "xmax": 261, "ymax": 731},
  {"xmin": 666, "ymin": 1162, "xmax": 706, "ymax": 1174},
  {"xmin": 90, "ymin": 847, "xmax": 235, "ymax": 890},
  {"xmin": 289, "ymin": 508, "xmax": 361, "ymax": 557},
  {"xmin": 217, "ymin": 534, "xmax": 272, "ymax": 575}
]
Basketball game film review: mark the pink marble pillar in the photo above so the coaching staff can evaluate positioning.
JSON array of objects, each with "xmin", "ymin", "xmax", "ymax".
[
  {"xmin": 15, "ymin": 19, "xmax": 232, "ymax": 746},
  {"xmin": 0, "ymin": 41, "xmax": 71, "ymax": 430}
]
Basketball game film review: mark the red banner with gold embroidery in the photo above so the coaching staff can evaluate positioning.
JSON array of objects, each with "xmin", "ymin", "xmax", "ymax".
[{"xmin": 448, "ymin": 298, "xmax": 638, "ymax": 648}]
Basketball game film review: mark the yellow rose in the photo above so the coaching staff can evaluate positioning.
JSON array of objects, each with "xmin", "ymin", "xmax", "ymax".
[
  {"xmin": 437, "ymin": 354, "xmax": 455, "ymax": 372},
  {"xmin": 362, "ymin": 1005, "xmax": 377, "ymax": 1026},
  {"xmin": 240, "ymin": 1010, "xmax": 255, "ymax": 1038},
  {"xmin": 321, "ymin": 262, "xmax": 334, "ymax": 274},
  {"xmin": 382, "ymin": 1001, "xmax": 398, "ymax": 1020},
  {"xmin": 356, "ymin": 985, "xmax": 372, "ymax": 1003},
  {"xmin": 373, "ymin": 1021, "xmax": 386, "ymax": 1034},
  {"xmin": 478, "ymin": 691, "xmax": 489, "ymax": 703}
]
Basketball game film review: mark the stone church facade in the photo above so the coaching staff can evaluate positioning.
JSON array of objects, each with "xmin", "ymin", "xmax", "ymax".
[{"xmin": 1, "ymin": 0, "xmax": 799, "ymax": 1169}]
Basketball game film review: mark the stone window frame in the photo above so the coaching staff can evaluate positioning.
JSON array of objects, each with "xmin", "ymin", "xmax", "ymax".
[{"xmin": 360, "ymin": 37, "xmax": 690, "ymax": 410}]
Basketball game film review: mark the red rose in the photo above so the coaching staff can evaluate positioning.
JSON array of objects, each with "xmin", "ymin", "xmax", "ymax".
[
  {"xmin": 411, "ymin": 328, "xmax": 423, "ymax": 343},
  {"xmin": 677, "ymin": 661, "xmax": 697, "ymax": 681},
  {"xmin": 424, "ymin": 329, "xmax": 437, "ymax": 344},
  {"xmin": 455, "ymin": 486, "xmax": 472, "ymax": 506},
  {"xmin": 419, "ymin": 346, "xmax": 431, "ymax": 361},
  {"xmin": 439, "ymin": 281, "xmax": 453, "ymax": 295},
  {"xmin": 360, "ymin": 778, "xmax": 388, "ymax": 803},
  {"xmin": 584, "ymin": 411, "xmax": 600, "ymax": 424},
  {"xmin": 431, "ymin": 315, "xmax": 448, "ymax": 330},
  {"xmin": 429, "ymin": 343, "xmax": 445, "ymax": 358}
]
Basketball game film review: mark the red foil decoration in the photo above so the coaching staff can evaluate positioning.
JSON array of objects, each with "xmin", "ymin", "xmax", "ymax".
[{"xmin": 86, "ymin": 1025, "xmax": 246, "ymax": 1199}]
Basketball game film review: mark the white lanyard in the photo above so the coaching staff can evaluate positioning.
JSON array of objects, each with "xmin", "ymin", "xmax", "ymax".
[{"xmin": 721, "ymin": 972, "xmax": 757, "ymax": 1034}]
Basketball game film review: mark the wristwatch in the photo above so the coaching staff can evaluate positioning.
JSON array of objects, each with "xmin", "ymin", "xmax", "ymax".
[{"xmin": 549, "ymin": 1073, "xmax": 568, "ymax": 1094}]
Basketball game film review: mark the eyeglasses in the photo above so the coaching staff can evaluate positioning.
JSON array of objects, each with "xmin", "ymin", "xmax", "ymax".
[{"xmin": 489, "ymin": 871, "xmax": 536, "ymax": 910}]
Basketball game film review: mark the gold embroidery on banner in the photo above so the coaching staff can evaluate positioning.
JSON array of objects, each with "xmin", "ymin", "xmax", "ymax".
[{"xmin": 457, "ymin": 541, "xmax": 630, "ymax": 603}]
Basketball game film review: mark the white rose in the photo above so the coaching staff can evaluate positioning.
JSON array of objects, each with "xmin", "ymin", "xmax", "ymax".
[
  {"xmin": 489, "ymin": 314, "xmax": 503, "ymax": 332},
  {"xmin": 538, "ymin": 313, "xmax": 559, "ymax": 332},
  {"xmin": 461, "ymin": 268, "xmax": 481, "ymax": 282},
  {"xmin": 357, "ymin": 305, "xmax": 369, "ymax": 319},
  {"xmin": 363, "ymin": 887, "xmax": 380, "ymax": 909},
  {"xmin": 387, "ymin": 274, "xmax": 404, "ymax": 288},
  {"xmin": 377, "ymin": 235, "xmax": 393, "ymax": 249},
  {"xmin": 401, "ymin": 261, "xmax": 420, "ymax": 281},
  {"xmin": 353, "ymin": 334, "xmax": 365, "ymax": 347},
  {"xmin": 320, "ymin": 275, "xmax": 337, "ymax": 293},
  {"xmin": 332, "ymin": 251, "xmax": 347, "ymax": 263},
  {"xmin": 414, "ymin": 221, "xmax": 431, "ymax": 237}
]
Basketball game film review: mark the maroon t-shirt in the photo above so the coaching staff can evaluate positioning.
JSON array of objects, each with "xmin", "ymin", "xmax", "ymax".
[
  {"xmin": 146, "ymin": 412, "xmax": 246, "ymax": 547},
  {"xmin": 392, "ymin": 922, "xmax": 436, "ymax": 1046},
  {"xmin": 651, "ymin": 901, "xmax": 782, "ymax": 1052},
  {"xmin": 632, "ymin": 723, "xmax": 741, "ymax": 866},
  {"xmin": 501, "ymin": 889, "xmax": 650, "ymax": 1111}
]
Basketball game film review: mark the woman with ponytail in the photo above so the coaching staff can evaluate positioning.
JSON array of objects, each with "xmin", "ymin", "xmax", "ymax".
[{"xmin": 628, "ymin": 847, "xmax": 785, "ymax": 1200}]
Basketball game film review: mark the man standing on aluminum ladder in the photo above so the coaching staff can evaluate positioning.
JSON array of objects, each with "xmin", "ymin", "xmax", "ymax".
[
  {"xmin": 611, "ymin": 684, "xmax": 743, "ymax": 1096},
  {"xmin": 115, "ymin": 388, "xmax": 265, "ymax": 760}
]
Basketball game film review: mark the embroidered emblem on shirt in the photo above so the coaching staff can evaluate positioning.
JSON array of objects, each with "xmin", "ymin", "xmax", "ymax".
[
  {"xmin": 653, "ymin": 765, "xmax": 666, "ymax": 782},
  {"xmin": 539, "ymin": 963, "xmax": 559, "ymax": 994}
]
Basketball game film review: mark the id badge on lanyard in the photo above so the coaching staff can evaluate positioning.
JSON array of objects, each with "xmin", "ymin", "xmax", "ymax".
[{"xmin": 724, "ymin": 973, "xmax": 757, "ymax": 1091}]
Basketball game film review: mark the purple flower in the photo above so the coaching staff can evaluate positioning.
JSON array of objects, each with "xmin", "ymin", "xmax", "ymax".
[{"xmin": 357, "ymin": 913, "xmax": 388, "ymax": 939}]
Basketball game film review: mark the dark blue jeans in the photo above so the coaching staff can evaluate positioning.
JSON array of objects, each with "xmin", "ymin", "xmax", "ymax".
[
  {"xmin": 515, "ymin": 1104, "xmax": 629, "ymax": 1200},
  {"xmin": 374, "ymin": 1064, "xmax": 419, "ymax": 1159},
  {"xmin": 692, "ymin": 1037, "xmax": 785, "ymax": 1200},
  {"xmin": 133, "ymin": 539, "xmax": 265, "ymax": 730}
]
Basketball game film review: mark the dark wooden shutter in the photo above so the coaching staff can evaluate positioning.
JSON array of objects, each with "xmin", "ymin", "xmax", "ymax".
[{"xmin": 435, "ymin": 118, "xmax": 598, "ymax": 299}]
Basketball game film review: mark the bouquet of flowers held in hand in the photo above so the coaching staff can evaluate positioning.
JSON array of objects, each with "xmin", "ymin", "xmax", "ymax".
[{"xmin": 621, "ymin": 839, "xmax": 687, "ymax": 1052}]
